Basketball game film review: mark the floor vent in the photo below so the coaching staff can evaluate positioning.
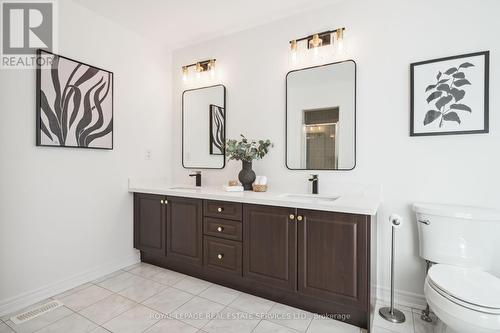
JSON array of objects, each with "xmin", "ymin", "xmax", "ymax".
[{"xmin": 10, "ymin": 300, "xmax": 63, "ymax": 324}]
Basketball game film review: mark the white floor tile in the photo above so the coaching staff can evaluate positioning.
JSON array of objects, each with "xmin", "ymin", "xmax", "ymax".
[
  {"xmin": 57, "ymin": 285, "xmax": 113, "ymax": 311},
  {"xmin": 267, "ymin": 303, "xmax": 313, "ymax": 332},
  {"xmin": 412, "ymin": 310, "xmax": 439, "ymax": 333},
  {"xmin": 173, "ymin": 277, "xmax": 212, "ymax": 295},
  {"xmin": 253, "ymin": 320, "xmax": 301, "ymax": 333},
  {"xmin": 118, "ymin": 279, "xmax": 166, "ymax": 302},
  {"xmin": 144, "ymin": 318, "xmax": 198, "ymax": 333},
  {"xmin": 92, "ymin": 270, "xmax": 125, "ymax": 284},
  {"xmin": 198, "ymin": 285, "xmax": 241, "ymax": 305},
  {"xmin": 142, "ymin": 287, "xmax": 194, "ymax": 314},
  {"xmin": 371, "ymin": 327, "xmax": 396, "ymax": 333},
  {"xmin": 54, "ymin": 283, "xmax": 93, "ymax": 299},
  {"xmin": 102, "ymin": 304, "xmax": 161, "ymax": 333},
  {"xmin": 1, "ymin": 299, "xmax": 56, "ymax": 322},
  {"xmin": 372, "ymin": 303, "xmax": 415, "ymax": 333},
  {"xmin": 307, "ymin": 316, "xmax": 360, "ymax": 333},
  {"xmin": 228, "ymin": 293, "xmax": 275, "ymax": 315},
  {"xmin": 0, "ymin": 322, "xmax": 14, "ymax": 333},
  {"xmin": 5, "ymin": 306, "xmax": 73, "ymax": 333},
  {"xmin": 79, "ymin": 294, "xmax": 136, "ymax": 325},
  {"xmin": 89, "ymin": 328, "xmax": 111, "ymax": 333},
  {"xmin": 202, "ymin": 307, "xmax": 260, "ymax": 333},
  {"xmin": 171, "ymin": 296, "xmax": 225, "ymax": 328},
  {"xmin": 149, "ymin": 269, "xmax": 186, "ymax": 286},
  {"xmin": 35, "ymin": 313, "xmax": 97, "ymax": 333},
  {"xmin": 128, "ymin": 263, "xmax": 163, "ymax": 279},
  {"xmin": 97, "ymin": 272, "xmax": 146, "ymax": 293}
]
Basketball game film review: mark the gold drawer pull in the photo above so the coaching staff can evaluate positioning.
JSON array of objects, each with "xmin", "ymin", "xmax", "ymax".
[
  {"xmin": 217, "ymin": 253, "xmax": 224, "ymax": 260},
  {"xmin": 217, "ymin": 226, "xmax": 224, "ymax": 232},
  {"xmin": 297, "ymin": 216, "xmax": 303, "ymax": 221},
  {"xmin": 289, "ymin": 214, "xmax": 295, "ymax": 220},
  {"xmin": 217, "ymin": 207, "xmax": 223, "ymax": 212},
  {"xmin": 160, "ymin": 200, "xmax": 164, "ymax": 204}
]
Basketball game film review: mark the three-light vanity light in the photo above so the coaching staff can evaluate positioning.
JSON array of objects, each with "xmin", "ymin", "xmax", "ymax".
[
  {"xmin": 289, "ymin": 28, "xmax": 345, "ymax": 64},
  {"xmin": 182, "ymin": 59, "xmax": 216, "ymax": 82}
]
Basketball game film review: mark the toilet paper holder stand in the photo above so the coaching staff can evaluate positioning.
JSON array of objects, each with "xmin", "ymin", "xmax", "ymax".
[{"xmin": 379, "ymin": 214, "xmax": 406, "ymax": 324}]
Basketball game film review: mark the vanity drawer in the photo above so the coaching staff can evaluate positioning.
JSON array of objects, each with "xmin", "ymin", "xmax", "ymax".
[
  {"xmin": 204, "ymin": 217, "xmax": 242, "ymax": 241},
  {"xmin": 204, "ymin": 200, "xmax": 242, "ymax": 221},
  {"xmin": 203, "ymin": 236, "xmax": 242, "ymax": 275}
]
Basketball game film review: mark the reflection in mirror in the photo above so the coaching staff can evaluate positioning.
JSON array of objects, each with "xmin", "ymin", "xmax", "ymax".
[
  {"xmin": 286, "ymin": 61, "xmax": 356, "ymax": 170},
  {"xmin": 183, "ymin": 85, "xmax": 226, "ymax": 169}
]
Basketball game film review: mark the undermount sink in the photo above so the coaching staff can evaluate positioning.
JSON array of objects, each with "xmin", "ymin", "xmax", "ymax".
[
  {"xmin": 169, "ymin": 186, "xmax": 202, "ymax": 191},
  {"xmin": 280, "ymin": 193, "xmax": 339, "ymax": 203}
]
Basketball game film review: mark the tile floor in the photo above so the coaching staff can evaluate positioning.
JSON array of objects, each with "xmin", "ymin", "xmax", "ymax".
[{"xmin": 0, "ymin": 263, "xmax": 439, "ymax": 333}]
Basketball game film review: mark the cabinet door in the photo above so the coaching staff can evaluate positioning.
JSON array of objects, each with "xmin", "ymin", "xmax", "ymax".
[
  {"xmin": 134, "ymin": 193, "xmax": 166, "ymax": 256},
  {"xmin": 166, "ymin": 196, "xmax": 203, "ymax": 266},
  {"xmin": 297, "ymin": 210, "xmax": 368, "ymax": 309},
  {"xmin": 243, "ymin": 204, "xmax": 296, "ymax": 290}
]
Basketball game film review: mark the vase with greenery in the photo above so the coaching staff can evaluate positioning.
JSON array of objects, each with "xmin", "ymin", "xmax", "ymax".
[{"xmin": 225, "ymin": 134, "xmax": 273, "ymax": 190}]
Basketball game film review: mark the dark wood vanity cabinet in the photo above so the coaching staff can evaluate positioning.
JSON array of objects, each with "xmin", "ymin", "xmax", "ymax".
[
  {"xmin": 165, "ymin": 196, "xmax": 203, "ymax": 266},
  {"xmin": 297, "ymin": 210, "xmax": 369, "ymax": 310},
  {"xmin": 134, "ymin": 194, "xmax": 375, "ymax": 331},
  {"xmin": 133, "ymin": 193, "xmax": 166, "ymax": 256},
  {"xmin": 243, "ymin": 204, "xmax": 297, "ymax": 291}
]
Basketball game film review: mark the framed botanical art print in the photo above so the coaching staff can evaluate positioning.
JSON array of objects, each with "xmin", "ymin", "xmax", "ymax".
[
  {"xmin": 36, "ymin": 50, "xmax": 114, "ymax": 149},
  {"xmin": 410, "ymin": 51, "xmax": 489, "ymax": 136}
]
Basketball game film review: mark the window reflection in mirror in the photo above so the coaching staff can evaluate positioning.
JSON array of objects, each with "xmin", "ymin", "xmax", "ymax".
[{"xmin": 286, "ymin": 61, "xmax": 356, "ymax": 170}]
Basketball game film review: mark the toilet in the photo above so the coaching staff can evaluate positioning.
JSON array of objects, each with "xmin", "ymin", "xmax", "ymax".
[{"xmin": 414, "ymin": 203, "xmax": 500, "ymax": 333}]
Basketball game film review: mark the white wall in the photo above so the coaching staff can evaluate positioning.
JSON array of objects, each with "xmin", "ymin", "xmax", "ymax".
[
  {"xmin": 0, "ymin": 0, "xmax": 172, "ymax": 313},
  {"xmin": 172, "ymin": 0, "xmax": 500, "ymax": 306}
]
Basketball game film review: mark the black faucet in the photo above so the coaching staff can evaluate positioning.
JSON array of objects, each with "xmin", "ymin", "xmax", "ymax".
[
  {"xmin": 309, "ymin": 174, "xmax": 319, "ymax": 194},
  {"xmin": 189, "ymin": 171, "xmax": 202, "ymax": 187}
]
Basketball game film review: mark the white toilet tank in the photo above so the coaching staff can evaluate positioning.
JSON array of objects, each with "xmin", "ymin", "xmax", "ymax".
[{"xmin": 413, "ymin": 203, "xmax": 500, "ymax": 271}]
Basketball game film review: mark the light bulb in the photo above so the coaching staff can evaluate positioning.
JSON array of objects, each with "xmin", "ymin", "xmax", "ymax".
[
  {"xmin": 208, "ymin": 59, "xmax": 216, "ymax": 77},
  {"xmin": 290, "ymin": 40, "xmax": 298, "ymax": 65},
  {"xmin": 336, "ymin": 29, "xmax": 344, "ymax": 53},
  {"xmin": 182, "ymin": 66, "xmax": 188, "ymax": 82}
]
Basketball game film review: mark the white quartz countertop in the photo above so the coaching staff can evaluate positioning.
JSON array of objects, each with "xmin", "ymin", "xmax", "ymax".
[{"xmin": 128, "ymin": 179, "xmax": 381, "ymax": 216}]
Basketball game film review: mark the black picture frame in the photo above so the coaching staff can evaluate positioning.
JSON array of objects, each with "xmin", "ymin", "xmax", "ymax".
[
  {"xmin": 285, "ymin": 60, "xmax": 357, "ymax": 171},
  {"xmin": 181, "ymin": 84, "xmax": 226, "ymax": 169},
  {"xmin": 36, "ymin": 49, "xmax": 114, "ymax": 149},
  {"xmin": 410, "ymin": 51, "xmax": 489, "ymax": 137}
]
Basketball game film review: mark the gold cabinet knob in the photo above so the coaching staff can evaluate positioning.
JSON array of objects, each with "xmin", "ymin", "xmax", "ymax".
[
  {"xmin": 217, "ymin": 207, "xmax": 223, "ymax": 212},
  {"xmin": 160, "ymin": 200, "xmax": 164, "ymax": 204},
  {"xmin": 289, "ymin": 214, "xmax": 295, "ymax": 220},
  {"xmin": 217, "ymin": 226, "xmax": 223, "ymax": 232},
  {"xmin": 297, "ymin": 216, "xmax": 303, "ymax": 221},
  {"xmin": 217, "ymin": 254, "xmax": 224, "ymax": 260},
  {"xmin": 165, "ymin": 200, "xmax": 168, "ymax": 204}
]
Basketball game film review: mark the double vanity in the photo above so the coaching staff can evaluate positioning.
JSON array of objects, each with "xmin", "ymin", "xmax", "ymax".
[
  {"xmin": 129, "ymin": 181, "xmax": 380, "ymax": 330},
  {"xmin": 129, "ymin": 57, "xmax": 380, "ymax": 330}
]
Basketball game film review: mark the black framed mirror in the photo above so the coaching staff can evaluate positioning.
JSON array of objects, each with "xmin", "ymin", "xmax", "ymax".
[
  {"xmin": 286, "ymin": 60, "xmax": 356, "ymax": 170},
  {"xmin": 182, "ymin": 84, "xmax": 226, "ymax": 169}
]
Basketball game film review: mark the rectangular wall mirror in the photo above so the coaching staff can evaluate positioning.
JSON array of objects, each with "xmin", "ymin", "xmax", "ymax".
[
  {"xmin": 286, "ymin": 60, "xmax": 356, "ymax": 170},
  {"xmin": 183, "ymin": 84, "xmax": 226, "ymax": 169}
]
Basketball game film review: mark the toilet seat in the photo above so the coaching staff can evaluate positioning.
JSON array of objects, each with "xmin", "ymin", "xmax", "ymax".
[
  {"xmin": 425, "ymin": 264, "xmax": 500, "ymax": 333},
  {"xmin": 427, "ymin": 264, "xmax": 500, "ymax": 314}
]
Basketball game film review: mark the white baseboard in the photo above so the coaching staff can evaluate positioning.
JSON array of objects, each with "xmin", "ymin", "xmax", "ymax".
[
  {"xmin": 376, "ymin": 285, "xmax": 427, "ymax": 310},
  {"xmin": 0, "ymin": 252, "xmax": 140, "ymax": 316}
]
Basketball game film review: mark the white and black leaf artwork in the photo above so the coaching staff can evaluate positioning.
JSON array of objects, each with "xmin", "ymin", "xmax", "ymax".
[
  {"xmin": 423, "ymin": 62, "xmax": 474, "ymax": 127},
  {"xmin": 36, "ymin": 50, "xmax": 114, "ymax": 149},
  {"xmin": 410, "ymin": 51, "xmax": 489, "ymax": 136},
  {"xmin": 209, "ymin": 104, "xmax": 225, "ymax": 155}
]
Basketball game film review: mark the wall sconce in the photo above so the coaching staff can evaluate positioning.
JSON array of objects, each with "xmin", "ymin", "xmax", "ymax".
[
  {"xmin": 289, "ymin": 28, "xmax": 345, "ymax": 65},
  {"xmin": 182, "ymin": 59, "xmax": 216, "ymax": 82}
]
